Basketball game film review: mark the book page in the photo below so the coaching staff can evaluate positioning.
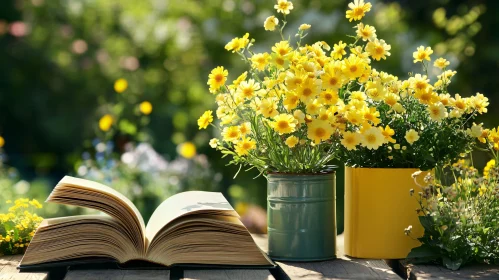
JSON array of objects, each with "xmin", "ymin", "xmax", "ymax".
[
  {"xmin": 145, "ymin": 191, "xmax": 237, "ymax": 243},
  {"xmin": 52, "ymin": 176, "xmax": 146, "ymax": 238}
]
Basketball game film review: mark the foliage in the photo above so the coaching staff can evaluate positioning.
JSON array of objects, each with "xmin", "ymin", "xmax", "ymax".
[
  {"xmin": 76, "ymin": 141, "xmax": 221, "ymax": 222},
  {"xmin": 199, "ymin": 0, "xmax": 488, "ymax": 175},
  {"xmin": 407, "ymin": 157, "xmax": 499, "ymax": 270},
  {"xmin": 0, "ymin": 199, "xmax": 43, "ymax": 256}
]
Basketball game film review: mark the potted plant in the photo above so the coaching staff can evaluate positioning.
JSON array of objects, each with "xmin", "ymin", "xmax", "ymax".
[
  {"xmin": 407, "ymin": 128, "xmax": 499, "ymax": 269},
  {"xmin": 197, "ymin": 0, "xmax": 345, "ymax": 261},
  {"xmin": 331, "ymin": 2, "xmax": 490, "ymax": 258}
]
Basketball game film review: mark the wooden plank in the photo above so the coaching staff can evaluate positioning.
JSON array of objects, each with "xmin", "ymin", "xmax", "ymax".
[
  {"xmin": 65, "ymin": 269, "xmax": 169, "ymax": 280},
  {"xmin": 183, "ymin": 269, "xmax": 275, "ymax": 280},
  {"xmin": 399, "ymin": 260, "xmax": 499, "ymax": 280},
  {"xmin": 0, "ymin": 255, "xmax": 48, "ymax": 280},
  {"xmin": 253, "ymin": 234, "xmax": 401, "ymax": 279}
]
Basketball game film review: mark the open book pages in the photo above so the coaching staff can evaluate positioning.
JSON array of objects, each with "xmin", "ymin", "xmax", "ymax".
[{"xmin": 20, "ymin": 176, "xmax": 272, "ymax": 267}]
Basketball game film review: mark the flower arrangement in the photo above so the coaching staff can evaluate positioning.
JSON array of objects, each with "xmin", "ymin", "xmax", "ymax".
[
  {"xmin": 406, "ymin": 127, "xmax": 499, "ymax": 269},
  {"xmin": 407, "ymin": 160, "xmax": 499, "ymax": 270},
  {"xmin": 198, "ymin": 0, "xmax": 488, "ymax": 174},
  {"xmin": 0, "ymin": 199, "xmax": 43, "ymax": 256}
]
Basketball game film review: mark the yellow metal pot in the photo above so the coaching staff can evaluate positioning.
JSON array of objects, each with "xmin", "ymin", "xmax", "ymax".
[{"xmin": 344, "ymin": 167, "xmax": 425, "ymax": 259}]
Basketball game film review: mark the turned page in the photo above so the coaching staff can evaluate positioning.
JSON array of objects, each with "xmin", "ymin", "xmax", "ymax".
[
  {"xmin": 49, "ymin": 176, "xmax": 146, "ymax": 241},
  {"xmin": 145, "ymin": 191, "xmax": 238, "ymax": 243}
]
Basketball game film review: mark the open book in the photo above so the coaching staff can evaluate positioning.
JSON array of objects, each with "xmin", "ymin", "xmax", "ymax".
[{"xmin": 20, "ymin": 176, "xmax": 272, "ymax": 269}]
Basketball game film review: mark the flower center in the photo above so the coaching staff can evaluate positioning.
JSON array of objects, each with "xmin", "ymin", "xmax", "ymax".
[
  {"xmin": 215, "ymin": 74, "xmax": 224, "ymax": 83},
  {"xmin": 303, "ymin": 88, "xmax": 313, "ymax": 97},
  {"xmin": 329, "ymin": 77, "xmax": 338, "ymax": 86},
  {"xmin": 350, "ymin": 65, "xmax": 358, "ymax": 73},
  {"xmin": 277, "ymin": 121, "xmax": 289, "ymax": 129},
  {"xmin": 315, "ymin": 128, "xmax": 326, "ymax": 138},
  {"xmin": 366, "ymin": 134, "xmax": 376, "ymax": 143}
]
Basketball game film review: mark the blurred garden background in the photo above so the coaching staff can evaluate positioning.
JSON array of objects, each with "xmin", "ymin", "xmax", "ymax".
[{"xmin": 0, "ymin": 0, "xmax": 498, "ymax": 233}]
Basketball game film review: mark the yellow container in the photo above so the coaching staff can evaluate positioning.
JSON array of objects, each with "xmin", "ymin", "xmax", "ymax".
[{"xmin": 344, "ymin": 167, "xmax": 425, "ymax": 259}]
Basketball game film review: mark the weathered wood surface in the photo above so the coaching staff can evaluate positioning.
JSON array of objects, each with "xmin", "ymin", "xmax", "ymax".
[
  {"xmin": 257, "ymin": 234, "xmax": 400, "ymax": 280},
  {"xmin": 0, "ymin": 255, "xmax": 47, "ymax": 280},
  {"xmin": 2, "ymin": 234, "xmax": 499, "ymax": 279},
  {"xmin": 399, "ymin": 260, "xmax": 499, "ymax": 280},
  {"xmin": 65, "ymin": 269, "xmax": 170, "ymax": 280}
]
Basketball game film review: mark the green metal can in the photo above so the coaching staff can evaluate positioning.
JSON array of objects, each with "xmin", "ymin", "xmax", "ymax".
[{"xmin": 267, "ymin": 172, "xmax": 337, "ymax": 261}]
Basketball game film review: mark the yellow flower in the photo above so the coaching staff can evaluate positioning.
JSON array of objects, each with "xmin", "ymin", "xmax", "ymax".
[
  {"xmin": 222, "ymin": 126, "xmax": 241, "ymax": 142},
  {"xmin": 384, "ymin": 92, "xmax": 399, "ymax": 107},
  {"xmin": 139, "ymin": 101, "xmax": 153, "ymax": 115},
  {"xmin": 346, "ymin": 0, "xmax": 372, "ymax": 22},
  {"xmin": 29, "ymin": 199, "xmax": 42, "ymax": 209},
  {"xmin": 237, "ymin": 79, "xmax": 261, "ymax": 100},
  {"xmin": 293, "ymin": 110, "xmax": 306, "ymax": 124},
  {"xmin": 319, "ymin": 90, "xmax": 339, "ymax": 105},
  {"xmin": 299, "ymin": 24, "xmax": 311, "ymax": 31},
  {"xmin": 342, "ymin": 55, "xmax": 366, "ymax": 79},
  {"xmin": 225, "ymin": 33, "xmax": 250, "ymax": 53},
  {"xmin": 356, "ymin": 23, "xmax": 376, "ymax": 41},
  {"xmin": 114, "ymin": 78, "xmax": 128, "ymax": 93},
  {"xmin": 272, "ymin": 41, "xmax": 293, "ymax": 57},
  {"xmin": 362, "ymin": 107, "xmax": 380, "ymax": 125},
  {"xmin": 98, "ymin": 114, "xmax": 114, "ymax": 132},
  {"xmin": 341, "ymin": 131, "xmax": 361, "ymax": 150},
  {"xmin": 307, "ymin": 119, "xmax": 334, "ymax": 144},
  {"xmin": 284, "ymin": 92, "xmax": 300, "ymax": 111},
  {"xmin": 264, "ymin": 16, "xmax": 279, "ymax": 31},
  {"xmin": 365, "ymin": 39, "xmax": 391, "ymax": 61},
  {"xmin": 274, "ymin": 0, "xmax": 294, "ymax": 15},
  {"xmin": 453, "ymin": 94, "xmax": 468, "ymax": 112},
  {"xmin": 479, "ymin": 184, "xmax": 487, "ymax": 196},
  {"xmin": 251, "ymin": 53, "xmax": 271, "ymax": 71},
  {"xmin": 331, "ymin": 41, "xmax": 347, "ymax": 60},
  {"xmin": 235, "ymin": 137, "xmax": 256, "ymax": 156},
  {"xmin": 345, "ymin": 109, "xmax": 364, "ymax": 126},
  {"xmin": 305, "ymin": 99, "xmax": 322, "ymax": 115},
  {"xmin": 428, "ymin": 102, "xmax": 447, "ymax": 122},
  {"xmin": 470, "ymin": 93, "xmax": 489, "ymax": 114},
  {"xmin": 434, "ymin": 57, "xmax": 449, "ymax": 69},
  {"xmin": 208, "ymin": 66, "xmax": 228, "ymax": 93},
  {"xmin": 321, "ymin": 68, "xmax": 344, "ymax": 90},
  {"xmin": 414, "ymin": 88, "xmax": 438, "ymax": 105},
  {"xmin": 361, "ymin": 127, "xmax": 384, "ymax": 150},
  {"xmin": 296, "ymin": 77, "xmax": 320, "ymax": 102},
  {"xmin": 272, "ymin": 114, "xmax": 297, "ymax": 135},
  {"xmin": 484, "ymin": 159, "xmax": 496, "ymax": 178},
  {"xmin": 197, "ymin": 110, "xmax": 214, "ymax": 129},
  {"xmin": 258, "ymin": 98, "xmax": 279, "ymax": 118},
  {"xmin": 405, "ymin": 129, "xmax": 420, "ymax": 145},
  {"xmin": 209, "ymin": 138, "xmax": 219, "ymax": 149},
  {"xmin": 177, "ymin": 142, "xmax": 196, "ymax": 159},
  {"xmin": 285, "ymin": 135, "xmax": 299, "ymax": 148},
  {"xmin": 413, "ymin": 46, "xmax": 433, "ymax": 63},
  {"xmin": 380, "ymin": 125, "xmax": 395, "ymax": 144},
  {"xmin": 0, "ymin": 136, "xmax": 4, "ymax": 148}
]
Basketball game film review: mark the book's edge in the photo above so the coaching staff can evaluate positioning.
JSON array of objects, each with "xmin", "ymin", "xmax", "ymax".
[{"xmin": 18, "ymin": 259, "xmax": 276, "ymax": 271}]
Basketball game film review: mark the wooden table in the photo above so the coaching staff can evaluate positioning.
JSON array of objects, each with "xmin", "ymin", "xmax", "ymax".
[{"xmin": 1, "ymin": 234, "xmax": 498, "ymax": 279}]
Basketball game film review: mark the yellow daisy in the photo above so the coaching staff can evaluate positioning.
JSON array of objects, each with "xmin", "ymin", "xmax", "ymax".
[
  {"xmin": 346, "ymin": 0, "xmax": 372, "ymax": 22},
  {"xmin": 307, "ymin": 119, "xmax": 334, "ymax": 144},
  {"xmin": 413, "ymin": 46, "xmax": 433, "ymax": 63},
  {"xmin": 341, "ymin": 131, "xmax": 361, "ymax": 150},
  {"xmin": 235, "ymin": 137, "xmax": 256, "ymax": 156},
  {"xmin": 361, "ymin": 126, "xmax": 384, "ymax": 150},
  {"xmin": 208, "ymin": 66, "xmax": 228, "ymax": 93},
  {"xmin": 272, "ymin": 114, "xmax": 297, "ymax": 135},
  {"xmin": 197, "ymin": 110, "xmax": 214, "ymax": 130},
  {"xmin": 365, "ymin": 39, "xmax": 391, "ymax": 61},
  {"xmin": 285, "ymin": 135, "xmax": 299, "ymax": 148},
  {"xmin": 274, "ymin": 0, "xmax": 294, "ymax": 15},
  {"xmin": 264, "ymin": 16, "xmax": 279, "ymax": 31},
  {"xmin": 405, "ymin": 129, "xmax": 420, "ymax": 145}
]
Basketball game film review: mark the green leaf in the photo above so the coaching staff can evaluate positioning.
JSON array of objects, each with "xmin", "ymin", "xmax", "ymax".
[
  {"xmin": 419, "ymin": 216, "xmax": 436, "ymax": 233},
  {"xmin": 406, "ymin": 244, "xmax": 441, "ymax": 264},
  {"xmin": 118, "ymin": 119, "xmax": 137, "ymax": 135},
  {"xmin": 443, "ymin": 256, "xmax": 463, "ymax": 270}
]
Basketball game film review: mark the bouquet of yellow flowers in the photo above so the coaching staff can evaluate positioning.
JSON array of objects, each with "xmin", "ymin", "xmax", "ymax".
[
  {"xmin": 0, "ymin": 199, "xmax": 43, "ymax": 256},
  {"xmin": 198, "ymin": 0, "xmax": 488, "ymax": 174}
]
